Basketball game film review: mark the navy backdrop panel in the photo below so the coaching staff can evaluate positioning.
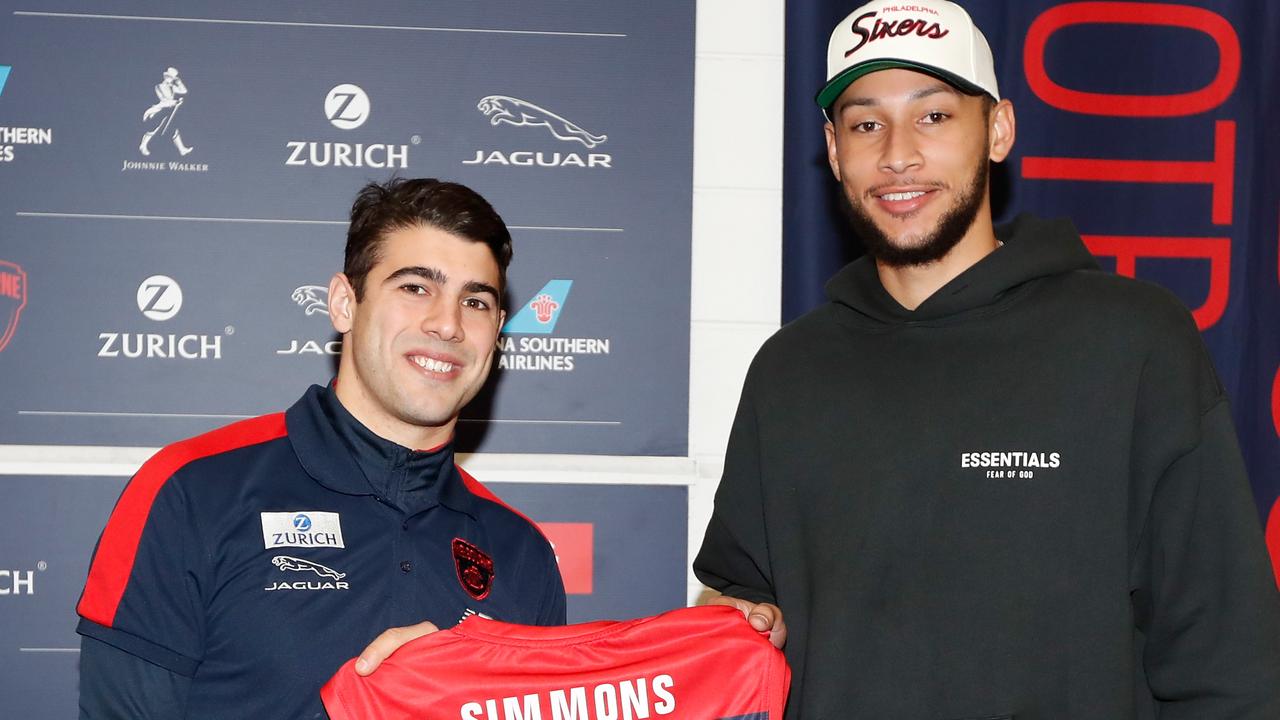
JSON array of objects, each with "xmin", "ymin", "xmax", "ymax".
[
  {"xmin": 0, "ymin": 0, "xmax": 693, "ymax": 455},
  {"xmin": 784, "ymin": 1, "xmax": 1280, "ymax": 571},
  {"xmin": 0, "ymin": 475, "xmax": 686, "ymax": 717}
]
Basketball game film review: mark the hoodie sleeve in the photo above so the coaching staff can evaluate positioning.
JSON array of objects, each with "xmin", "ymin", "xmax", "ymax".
[
  {"xmin": 694, "ymin": 372, "xmax": 777, "ymax": 605},
  {"xmin": 1129, "ymin": 309, "xmax": 1280, "ymax": 717}
]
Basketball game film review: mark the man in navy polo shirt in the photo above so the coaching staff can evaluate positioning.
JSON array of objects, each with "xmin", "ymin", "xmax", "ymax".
[{"xmin": 76, "ymin": 178, "xmax": 567, "ymax": 719}]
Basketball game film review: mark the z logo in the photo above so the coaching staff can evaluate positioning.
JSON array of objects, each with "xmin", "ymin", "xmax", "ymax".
[{"xmin": 477, "ymin": 96, "xmax": 608, "ymax": 148}]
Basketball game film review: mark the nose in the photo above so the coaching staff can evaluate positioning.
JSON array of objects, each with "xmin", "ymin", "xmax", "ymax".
[
  {"xmin": 421, "ymin": 298, "xmax": 464, "ymax": 342},
  {"xmin": 878, "ymin": 126, "xmax": 923, "ymax": 175}
]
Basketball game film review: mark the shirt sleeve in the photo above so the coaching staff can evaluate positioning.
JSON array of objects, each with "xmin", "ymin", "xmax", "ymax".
[
  {"xmin": 1129, "ymin": 311, "xmax": 1280, "ymax": 718},
  {"xmin": 693, "ymin": 367, "xmax": 778, "ymax": 605},
  {"xmin": 78, "ymin": 634, "xmax": 191, "ymax": 719},
  {"xmin": 76, "ymin": 455, "xmax": 209, "ymax": 678},
  {"xmin": 536, "ymin": 548, "xmax": 568, "ymax": 626}
]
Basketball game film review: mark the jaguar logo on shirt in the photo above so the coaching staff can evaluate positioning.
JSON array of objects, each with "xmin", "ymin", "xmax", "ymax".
[{"xmin": 265, "ymin": 555, "xmax": 350, "ymax": 592}]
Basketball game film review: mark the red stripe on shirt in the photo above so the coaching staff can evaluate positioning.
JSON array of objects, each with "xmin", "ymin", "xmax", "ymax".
[
  {"xmin": 77, "ymin": 413, "xmax": 289, "ymax": 627},
  {"xmin": 455, "ymin": 465, "xmax": 549, "ymax": 542}
]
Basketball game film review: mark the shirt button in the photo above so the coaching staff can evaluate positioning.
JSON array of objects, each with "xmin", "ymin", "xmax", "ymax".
[{"xmin": 400, "ymin": 560, "xmax": 412, "ymax": 573}]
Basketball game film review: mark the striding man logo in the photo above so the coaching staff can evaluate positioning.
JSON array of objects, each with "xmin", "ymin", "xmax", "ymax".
[
  {"xmin": 476, "ymin": 96, "xmax": 608, "ymax": 148},
  {"xmin": 139, "ymin": 67, "xmax": 194, "ymax": 157}
]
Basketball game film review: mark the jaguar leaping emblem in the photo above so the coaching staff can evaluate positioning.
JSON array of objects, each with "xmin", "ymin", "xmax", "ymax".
[
  {"xmin": 272, "ymin": 555, "xmax": 346, "ymax": 580},
  {"xmin": 477, "ymin": 95, "xmax": 608, "ymax": 149},
  {"xmin": 291, "ymin": 285, "xmax": 329, "ymax": 316}
]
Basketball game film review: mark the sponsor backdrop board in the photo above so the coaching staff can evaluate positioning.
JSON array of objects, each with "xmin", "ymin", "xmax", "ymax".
[
  {"xmin": 0, "ymin": 0, "xmax": 693, "ymax": 455},
  {"xmin": 0, "ymin": 475, "xmax": 687, "ymax": 717}
]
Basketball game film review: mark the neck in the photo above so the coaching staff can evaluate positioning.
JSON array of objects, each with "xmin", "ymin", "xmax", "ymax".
[
  {"xmin": 875, "ymin": 210, "xmax": 1000, "ymax": 311},
  {"xmin": 333, "ymin": 364, "xmax": 455, "ymax": 452}
]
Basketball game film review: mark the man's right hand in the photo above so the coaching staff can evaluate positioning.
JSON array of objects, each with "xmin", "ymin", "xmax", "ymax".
[{"xmin": 707, "ymin": 595, "xmax": 786, "ymax": 649}]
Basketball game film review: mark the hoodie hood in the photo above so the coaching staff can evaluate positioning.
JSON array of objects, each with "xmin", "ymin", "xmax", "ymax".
[{"xmin": 825, "ymin": 213, "xmax": 1099, "ymax": 324}]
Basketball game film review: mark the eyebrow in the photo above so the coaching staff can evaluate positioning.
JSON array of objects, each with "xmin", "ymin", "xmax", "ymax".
[
  {"xmin": 835, "ymin": 83, "xmax": 959, "ymax": 115},
  {"xmin": 385, "ymin": 265, "xmax": 500, "ymax": 301}
]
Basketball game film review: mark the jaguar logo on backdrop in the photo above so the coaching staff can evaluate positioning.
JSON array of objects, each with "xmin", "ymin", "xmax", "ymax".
[
  {"xmin": 276, "ymin": 285, "xmax": 341, "ymax": 356},
  {"xmin": 464, "ymin": 95, "xmax": 613, "ymax": 169},
  {"xmin": 285, "ymin": 83, "xmax": 412, "ymax": 169}
]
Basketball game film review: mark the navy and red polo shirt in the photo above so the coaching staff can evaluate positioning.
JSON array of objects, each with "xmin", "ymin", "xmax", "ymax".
[{"xmin": 76, "ymin": 384, "xmax": 566, "ymax": 719}]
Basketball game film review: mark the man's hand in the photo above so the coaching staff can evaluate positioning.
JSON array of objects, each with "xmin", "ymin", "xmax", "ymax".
[
  {"xmin": 708, "ymin": 595, "xmax": 786, "ymax": 649},
  {"xmin": 354, "ymin": 620, "xmax": 440, "ymax": 676}
]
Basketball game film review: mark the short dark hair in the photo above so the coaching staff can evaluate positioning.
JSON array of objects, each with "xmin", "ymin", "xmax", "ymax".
[{"xmin": 344, "ymin": 178, "xmax": 513, "ymax": 300}]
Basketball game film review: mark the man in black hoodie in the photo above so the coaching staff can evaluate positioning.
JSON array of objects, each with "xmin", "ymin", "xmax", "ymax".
[{"xmin": 693, "ymin": 1, "xmax": 1280, "ymax": 718}]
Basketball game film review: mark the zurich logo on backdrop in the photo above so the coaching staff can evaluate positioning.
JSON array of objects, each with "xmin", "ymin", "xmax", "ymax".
[
  {"xmin": 0, "ymin": 66, "xmax": 55, "ymax": 164},
  {"xmin": 497, "ymin": 280, "xmax": 611, "ymax": 372},
  {"xmin": 325, "ymin": 84, "xmax": 370, "ymax": 129},
  {"xmin": 122, "ymin": 66, "xmax": 207, "ymax": 173},
  {"xmin": 464, "ymin": 95, "xmax": 612, "ymax": 169},
  {"xmin": 276, "ymin": 284, "xmax": 341, "ymax": 356},
  {"xmin": 0, "ymin": 259, "xmax": 27, "ymax": 353},
  {"xmin": 98, "ymin": 274, "xmax": 229, "ymax": 359},
  {"xmin": 286, "ymin": 83, "xmax": 412, "ymax": 168}
]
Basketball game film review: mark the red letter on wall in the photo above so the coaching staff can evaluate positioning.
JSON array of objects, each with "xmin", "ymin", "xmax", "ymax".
[
  {"xmin": 1081, "ymin": 234, "xmax": 1230, "ymax": 329},
  {"xmin": 1024, "ymin": 1, "xmax": 1240, "ymax": 117},
  {"xmin": 538, "ymin": 522, "xmax": 594, "ymax": 595},
  {"xmin": 1022, "ymin": 121, "xmax": 1235, "ymax": 225}
]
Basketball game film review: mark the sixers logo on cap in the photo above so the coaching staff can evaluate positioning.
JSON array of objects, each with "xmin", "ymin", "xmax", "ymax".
[
  {"xmin": 816, "ymin": 0, "xmax": 1000, "ymax": 110},
  {"xmin": 0, "ymin": 260, "xmax": 27, "ymax": 353},
  {"xmin": 453, "ymin": 538, "xmax": 495, "ymax": 600}
]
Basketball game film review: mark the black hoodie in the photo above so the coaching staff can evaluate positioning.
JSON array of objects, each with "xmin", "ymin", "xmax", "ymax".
[{"xmin": 695, "ymin": 214, "xmax": 1280, "ymax": 719}]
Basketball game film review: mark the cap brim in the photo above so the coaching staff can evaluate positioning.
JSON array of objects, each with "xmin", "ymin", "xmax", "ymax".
[{"xmin": 815, "ymin": 59, "xmax": 988, "ymax": 111}]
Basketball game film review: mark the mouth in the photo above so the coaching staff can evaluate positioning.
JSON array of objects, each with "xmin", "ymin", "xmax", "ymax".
[
  {"xmin": 407, "ymin": 352, "xmax": 462, "ymax": 377},
  {"xmin": 871, "ymin": 185, "xmax": 940, "ymax": 217}
]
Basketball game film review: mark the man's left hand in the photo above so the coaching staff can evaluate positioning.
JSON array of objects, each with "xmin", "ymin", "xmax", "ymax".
[{"xmin": 354, "ymin": 620, "xmax": 440, "ymax": 675}]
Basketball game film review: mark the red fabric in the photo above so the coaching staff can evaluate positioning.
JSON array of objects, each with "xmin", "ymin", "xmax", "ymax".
[
  {"xmin": 77, "ymin": 413, "xmax": 288, "ymax": 626},
  {"xmin": 456, "ymin": 465, "xmax": 548, "ymax": 541},
  {"xmin": 321, "ymin": 605, "xmax": 790, "ymax": 720}
]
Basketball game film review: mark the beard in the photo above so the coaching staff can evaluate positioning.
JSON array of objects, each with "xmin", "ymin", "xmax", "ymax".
[{"xmin": 840, "ymin": 152, "xmax": 989, "ymax": 269}]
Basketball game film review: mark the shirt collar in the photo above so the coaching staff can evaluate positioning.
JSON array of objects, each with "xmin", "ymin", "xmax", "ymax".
[{"xmin": 286, "ymin": 384, "xmax": 482, "ymax": 519}]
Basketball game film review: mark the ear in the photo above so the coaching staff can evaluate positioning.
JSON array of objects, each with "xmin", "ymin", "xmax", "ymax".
[
  {"xmin": 824, "ymin": 121, "xmax": 842, "ymax": 181},
  {"xmin": 495, "ymin": 310, "xmax": 507, "ymax": 346},
  {"xmin": 329, "ymin": 272, "xmax": 356, "ymax": 334},
  {"xmin": 988, "ymin": 99, "xmax": 1016, "ymax": 163}
]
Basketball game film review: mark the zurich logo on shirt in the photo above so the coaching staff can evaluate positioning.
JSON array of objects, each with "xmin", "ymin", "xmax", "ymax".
[{"xmin": 293, "ymin": 513, "xmax": 312, "ymax": 531}]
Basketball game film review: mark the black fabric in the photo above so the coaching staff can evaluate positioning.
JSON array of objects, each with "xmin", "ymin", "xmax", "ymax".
[{"xmin": 695, "ymin": 215, "xmax": 1280, "ymax": 719}]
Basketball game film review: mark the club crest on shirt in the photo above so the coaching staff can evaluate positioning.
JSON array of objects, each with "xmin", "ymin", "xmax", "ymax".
[{"xmin": 452, "ymin": 538, "xmax": 495, "ymax": 600}]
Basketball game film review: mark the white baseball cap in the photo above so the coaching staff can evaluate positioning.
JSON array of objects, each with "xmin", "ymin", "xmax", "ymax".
[{"xmin": 816, "ymin": 0, "xmax": 999, "ymax": 111}]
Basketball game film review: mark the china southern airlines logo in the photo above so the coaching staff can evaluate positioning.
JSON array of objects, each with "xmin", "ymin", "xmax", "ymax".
[
  {"xmin": 477, "ymin": 96, "xmax": 607, "ymax": 148},
  {"xmin": 265, "ymin": 556, "xmax": 350, "ymax": 592},
  {"xmin": 291, "ymin": 285, "xmax": 329, "ymax": 316},
  {"xmin": 0, "ymin": 66, "xmax": 10, "ymax": 97},
  {"xmin": 503, "ymin": 280, "xmax": 571, "ymax": 334}
]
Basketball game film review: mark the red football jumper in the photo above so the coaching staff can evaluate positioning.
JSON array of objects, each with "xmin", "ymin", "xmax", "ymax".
[{"xmin": 322, "ymin": 605, "xmax": 790, "ymax": 720}]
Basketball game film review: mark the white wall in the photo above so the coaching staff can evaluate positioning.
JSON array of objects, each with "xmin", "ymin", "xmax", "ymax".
[{"xmin": 0, "ymin": 0, "xmax": 787, "ymax": 609}]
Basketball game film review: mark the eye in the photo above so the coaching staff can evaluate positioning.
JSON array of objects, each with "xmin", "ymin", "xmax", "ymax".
[
  {"xmin": 462, "ymin": 297, "xmax": 491, "ymax": 311},
  {"xmin": 851, "ymin": 120, "xmax": 881, "ymax": 133},
  {"xmin": 921, "ymin": 111, "xmax": 950, "ymax": 124},
  {"xmin": 400, "ymin": 283, "xmax": 427, "ymax": 295}
]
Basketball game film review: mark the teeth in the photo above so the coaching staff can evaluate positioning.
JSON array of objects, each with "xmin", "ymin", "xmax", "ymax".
[
  {"xmin": 882, "ymin": 191, "xmax": 926, "ymax": 201},
  {"xmin": 412, "ymin": 356, "xmax": 454, "ymax": 373}
]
